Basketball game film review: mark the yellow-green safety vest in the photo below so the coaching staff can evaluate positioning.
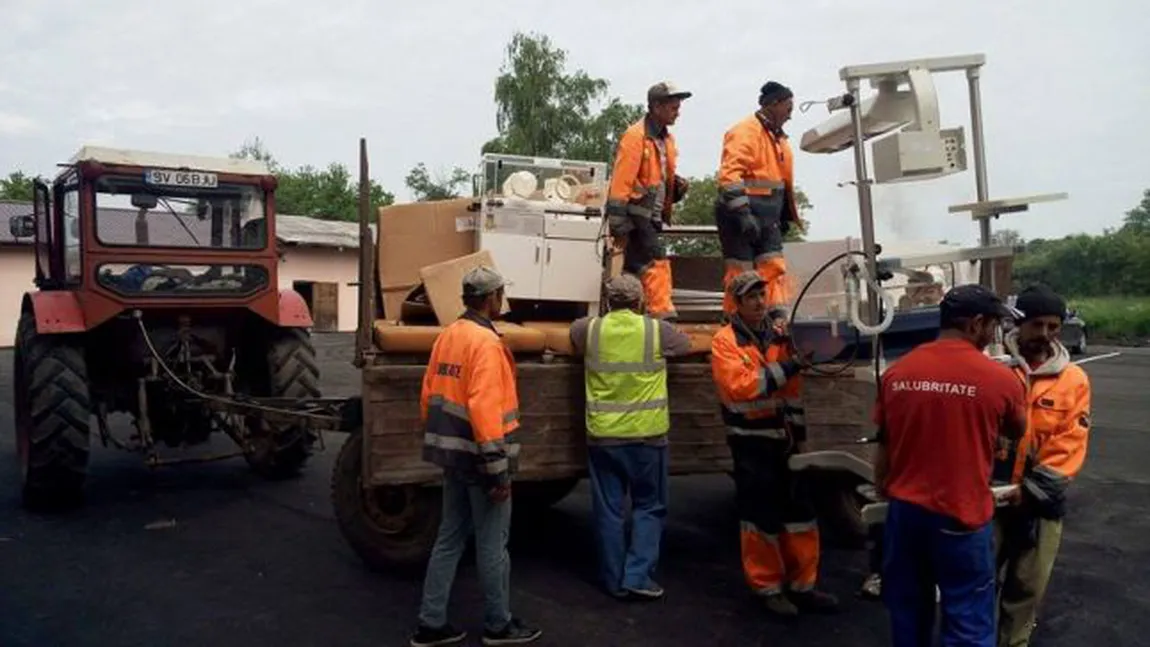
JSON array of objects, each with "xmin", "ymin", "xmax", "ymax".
[{"xmin": 584, "ymin": 309, "xmax": 670, "ymax": 439}]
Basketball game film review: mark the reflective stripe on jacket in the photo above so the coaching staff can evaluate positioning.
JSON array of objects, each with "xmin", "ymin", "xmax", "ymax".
[
  {"xmin": 607, "ymin": 116, "xmax": 679, "ymax": 221},
  {"xmin": 583, "ymin": 309, "xmax": 670, "ymax": 441},
  {"xmin": 717, "ymin": 112, "xmax": 797, "ymax": 223},
  {"xmin": 710, "ymin": 316, "xmax": 805, "ymax": 442},
  {"xmin": 1003, "ymin": 333, "xmax": 1091, "ymax": 516},
  {"xmin": 420, "ymin": 312, "xmax": 521, "ymax": 486}
]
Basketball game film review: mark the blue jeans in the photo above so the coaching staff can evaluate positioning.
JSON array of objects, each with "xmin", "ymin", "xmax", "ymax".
[
  {"xmin": 417, "ymin": 470, "xmax": 512, "ymax": 633},
  {"xmin": 882, "ymin": 498, "xmax": 996, "ymax": 647},
  {"xmin": 586, "ymin": 443, "xmax": 669, "ymax": 594}
]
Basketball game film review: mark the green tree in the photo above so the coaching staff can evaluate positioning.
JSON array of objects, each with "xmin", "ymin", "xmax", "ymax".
[
  {"xmin": 991, "ymin": 228, "xmax": 1024, "ymax": 248},
  {"xmin": 405, "ymin": 163, "xmax": 473, "ymax": 201},
  {"xmin": 0, "ymin": 171, "xmax": 34, "ymax": 201},
  {"xmin": 1121, "ymin": 188, "xmax": 1150, "ymax": 235},
  {"xmin": 481, "ymin": 32, "xmax": 644, "ymax": 162},
  {"xmin": 230, "ymin": 137, "xmax": 394, "ymax": 221},
  {"xmin": 668, "ymin": 173, "xmax": 813, "ymax": 256}
]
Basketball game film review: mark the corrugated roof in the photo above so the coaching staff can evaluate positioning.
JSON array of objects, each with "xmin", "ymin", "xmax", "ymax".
[{"xmin": 0, "ymin": 200, "xmax": 371, "ymax": 250}]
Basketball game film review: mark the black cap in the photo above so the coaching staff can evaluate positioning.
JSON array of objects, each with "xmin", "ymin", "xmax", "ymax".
[
  {"xmin": 759, "ymin": 81, "xmax": 793, "ymax": 105},
  {"xmin": 940, "ymin": 284, "xmax": 1021, "ymax": 324},
  {"xmin": 1014, "ymin": 285, "xmax": 1067, "ymax": 322}
]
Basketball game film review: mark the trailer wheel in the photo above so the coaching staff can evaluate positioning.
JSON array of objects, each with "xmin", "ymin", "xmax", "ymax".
[
  {"xmin": 513, "ymin": 478, "xmax": 581, "ymax": 511},
  {"xmin": 245, "ymin": 327, "xmax": 321, "ymax": 479},
  {"xmin": 331, "ymin": 430, "xmax": 442, "ymax": 573},
  {"xmin": 14, "ymin": 311, "xmax": 91, "ymax": 512},
  {"xmin": 810, "ymin": 472, "xmax": 868, "ymax": 549}
]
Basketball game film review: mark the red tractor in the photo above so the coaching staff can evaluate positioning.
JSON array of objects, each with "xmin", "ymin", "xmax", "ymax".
[{"xmin": 10, "ymin": 146, "xmax": 326, "ymax": 511}]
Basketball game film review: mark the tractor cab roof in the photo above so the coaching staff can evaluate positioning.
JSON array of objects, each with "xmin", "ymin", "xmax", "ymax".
[{"xmin": 63, "ymin": 145, "xmax": 273, "ymax": 180}]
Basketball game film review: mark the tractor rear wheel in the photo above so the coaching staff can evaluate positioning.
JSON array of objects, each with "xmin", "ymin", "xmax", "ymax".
[
  {"xmin": 244, "ymin": 327, "xmax": 321, "ymax": 479},
  {"xmin": 331, "ymin": 429, "xmax": 442, "ymax": 573},
  {"xmin": 14, "ymin": 311, "xmax": 91, "ymax": 512}
]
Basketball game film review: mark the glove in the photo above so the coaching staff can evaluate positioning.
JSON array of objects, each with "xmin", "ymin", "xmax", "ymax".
[
  {"xmin": 738, "ymin": 212, "xmax": 761, "ymax": 238},
  {"xmin": 672, "ymin": 175, "xmax": 690, "ymax": 203}
]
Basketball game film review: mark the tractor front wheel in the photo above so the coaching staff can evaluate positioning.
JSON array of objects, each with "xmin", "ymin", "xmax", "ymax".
[
  {"xmin": 331, "ymin": 430, "xmax": 442, "ymax": 573},
  {"xmin": 14, "ymin": 312, "xmax": 91, "ymax": 512},
  {"xmin": 244, "ymin": 327, "xmax": 321, "ymax": 479}
]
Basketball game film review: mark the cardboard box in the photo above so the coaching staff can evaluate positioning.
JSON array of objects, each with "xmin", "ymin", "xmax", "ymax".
[
  {"xmin": 419, "ymin": 250, "xmax": 511, "ymax": 325},
  {"xmin": 377, "ymin": 198, "xmax": 478, "ymax": 320}
]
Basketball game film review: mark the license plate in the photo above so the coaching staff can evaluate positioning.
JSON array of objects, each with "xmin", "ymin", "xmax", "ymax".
[{"xmin": 144, "ymin": 169, "xmax": 219, "ymax": 189}]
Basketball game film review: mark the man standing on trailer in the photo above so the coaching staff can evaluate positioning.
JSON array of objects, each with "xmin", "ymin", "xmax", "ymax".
[
  {"xmin": 606, "ymin": 81, "xmax": 693, "ymax": 320},
  {"xmin": 714, "ymin": 81, "xmax": 805, "ymax": 316},
  {"xmin": 873, "ymin": 284, "xmax": 1028, "ymax": 647},
  {"xmin": 569, "ymin": 273, "xmax": 692, "ymax": 601},
  {"xmin": 995, "ymin": 285, "xmax": 1092, "ymax": 647},
  {"xmin": 710, "ymin": 271, "xmax": 839, "ymax": 617},
  {"xmin": 410, "ymin": 266, "xmax": 542, "ymax": 647}
]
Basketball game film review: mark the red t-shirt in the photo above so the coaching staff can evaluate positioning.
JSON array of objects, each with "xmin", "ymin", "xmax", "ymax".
[{"xmin": 873, "ymin": 338, "xmax": 1026, "ymax": 528}]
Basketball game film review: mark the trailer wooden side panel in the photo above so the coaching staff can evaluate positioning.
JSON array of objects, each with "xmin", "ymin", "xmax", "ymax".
[{"xmin": 361, "ymin": 358, "xmax": 878, "ymax": 488}]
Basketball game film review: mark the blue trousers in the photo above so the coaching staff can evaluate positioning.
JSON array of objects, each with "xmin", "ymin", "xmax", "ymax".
[
  {"xmin": 586, "ymin": 443, "xmax": 669, "ymax": 594},
  {"xmin": 882, "ymin": 499, "xmax": 996, "ymax": 647},
  {"xmin": 417, "ymin": 470, "xmax": 512, "ymax": 633}
]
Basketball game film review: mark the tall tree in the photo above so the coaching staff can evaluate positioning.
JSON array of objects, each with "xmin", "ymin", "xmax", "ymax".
[
  {"xmin": 405, "ymin": 163, "xmax": 473, "ymax": 201},
  {"xmin": 668, "ymin": 173, "xmax": 813, "ymax": 256},
  {"xmin": 230, "ymin": 137, "xmax": 394, "ymax": 221},
  {"xmin": 1121, "ymin": 188, "xmax": 1150, "ymax": 235},
  {"xmin": 481, "ymin": 32, "xmax": 644, "ymax": 162},
  {"xmin": 990, "ymin": 228, "xmax": 1024, "ymax": 247},
  {"xmin": 0, "ymin": 171, "xmax": 35, "ymax": 202}
]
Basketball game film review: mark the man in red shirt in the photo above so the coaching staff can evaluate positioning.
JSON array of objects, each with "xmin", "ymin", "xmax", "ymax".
[{"xmin": 873, "ymin": 284, "xmax": 1028, "ymax": 647}]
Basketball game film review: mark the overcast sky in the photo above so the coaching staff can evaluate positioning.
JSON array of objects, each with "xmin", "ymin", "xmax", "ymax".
[{"xmin": 1, "ymin": 0, "xmax": 1145, "ymax": 247}]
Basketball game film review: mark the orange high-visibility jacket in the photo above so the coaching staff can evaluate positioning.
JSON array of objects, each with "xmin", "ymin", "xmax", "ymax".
[
  {"xmin": 420, "ymin": 313, "xmax": 521, "ymax": 487},
  {"xmin": 1008, "ymin": 348, "xmax": 1091, "ymax": 503},
  {"xmin": 607, "ymin": 116, "xmax": 679, "ymax": 222},
  {"xmin": 710, "ymin": 320, "xmax": 805, "ymax": 442},
  {"xmin": 717, "ymin": 113, "xmax": 797, "ymax": 222}
]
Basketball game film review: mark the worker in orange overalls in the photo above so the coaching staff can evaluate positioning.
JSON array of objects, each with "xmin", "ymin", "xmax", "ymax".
[
  {"xmin": 995, "ymin": 285, "xmax": 1092, "ymax": 647},
  {"xmin": 606, "ymin": 81, "xmax": 693, "ymax": 320},
  {"xmin": 715, "ymin": 81, "xmax": 804, "ymax": 316},
  {"xmin": 710, "ymin": 271, "xmax": 839, "ymax": 618},
  {"xmin": 410, "ymin": 266, "xmax": 542, "ymax": 647}
]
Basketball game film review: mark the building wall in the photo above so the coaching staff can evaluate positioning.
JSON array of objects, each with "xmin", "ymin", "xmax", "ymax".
[
  {"xmin": 276, "ymin": 246, "xmax": 359, "ymax": 332},
  {"xmin": 0, "ymin": 247, "xmax": 36, "ymax": 347}
]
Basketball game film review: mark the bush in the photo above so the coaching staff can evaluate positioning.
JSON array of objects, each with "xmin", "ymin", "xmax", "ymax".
[{"xmin": 1069, "ymin": 297, "xmax": 1150, "ymax": 343}]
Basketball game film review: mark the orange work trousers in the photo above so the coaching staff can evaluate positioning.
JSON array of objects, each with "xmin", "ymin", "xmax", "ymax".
[
  {"xmin": 614, "ymin": 215, "xmax": 675, "ymax": 319},
  {"xmin": 728, "ymin": 434, "xmax": 820, "ymax": 595}
]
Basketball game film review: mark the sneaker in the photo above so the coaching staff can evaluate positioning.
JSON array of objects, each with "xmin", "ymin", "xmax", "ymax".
[
  {"xmin": 789, "ymin": 588, "xmax": 841, "ymax": 614},
  {"xmin": 857, "ymin": 573, "xmax": 882, "ymax": 600},
  {"xmin": 623, "ymin": 581, "xmax": 665, "ymax": 600},
  {"xmin": 482, "ymin": 617, "xmax": 542, "ymax": 645},
  {"xmin": 762, "ymin": 593, "xmax": 800, "ymax": 617},
  {"xmin": 410, "ymin": 623, "xmax": 466, "ymax": 647}
]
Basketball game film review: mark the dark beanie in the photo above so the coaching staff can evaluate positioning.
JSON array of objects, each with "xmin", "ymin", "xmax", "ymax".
[
  {"xmin": 1015, "ymin": 285, "xmax": 1066, "ymax": 322},
  {"xmin": 759, "ymin": 81, "xmax": 793, "ymax": 105}
]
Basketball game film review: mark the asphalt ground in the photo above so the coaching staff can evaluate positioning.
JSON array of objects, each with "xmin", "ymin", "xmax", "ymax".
[{"xmin": 1, "ymin": 335, "xmax": 1147, "ymax": 647}]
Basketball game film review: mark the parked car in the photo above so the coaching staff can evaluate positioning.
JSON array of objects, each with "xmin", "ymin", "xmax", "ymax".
[{"xmin": 1003, "ymin": 295, "xmax": 1088, "ymax": 355}]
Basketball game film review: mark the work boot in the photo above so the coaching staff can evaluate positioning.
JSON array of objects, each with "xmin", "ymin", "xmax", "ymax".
[
  {"xmin": 762, "ymin": 593, "xmax": 800, "ymax": 618},
  {"xmin": 482, "ymin": 617, "xmax": 542, "ymax": 645},
  {"xmin": 789, "ymin": 588, "xmax": 841, "ymax": 614},
  {"xmin": 409, "ymin": 623, "xmax": 466, "ymax": 647}
]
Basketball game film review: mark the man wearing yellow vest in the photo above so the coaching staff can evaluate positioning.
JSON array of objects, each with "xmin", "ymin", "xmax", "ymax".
[{"xmin": 569, "ymin": 273, "xmax": 691, "ymax": 600}]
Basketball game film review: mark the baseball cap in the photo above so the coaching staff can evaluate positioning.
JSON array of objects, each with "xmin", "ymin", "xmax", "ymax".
[
  {"xmin": 1014, "ymin": 285, "xmax": 1067, "ymax": 322},
  {"xmin": 648, "ymin": 81, "xmax": 693, "ymax": 103},
  {"xmin": 604, "ymin": 274, "xmax": 644, "ymax": 303},
  {"xmin": 939, "ymin": 284, "xmax": 1022, "ymax": 322},
  {"xmin": 728, "ymin": 271, "xmax": 767, "ymax": 298},
  {"xmin": 461, "ymin": 266, "xmax": 507, "ymax": 298}
]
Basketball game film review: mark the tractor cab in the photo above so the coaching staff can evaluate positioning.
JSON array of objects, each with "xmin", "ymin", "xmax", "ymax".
[{"xmin": 10, "ymin": 146, "xmax": 281, "ymax": 326}]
